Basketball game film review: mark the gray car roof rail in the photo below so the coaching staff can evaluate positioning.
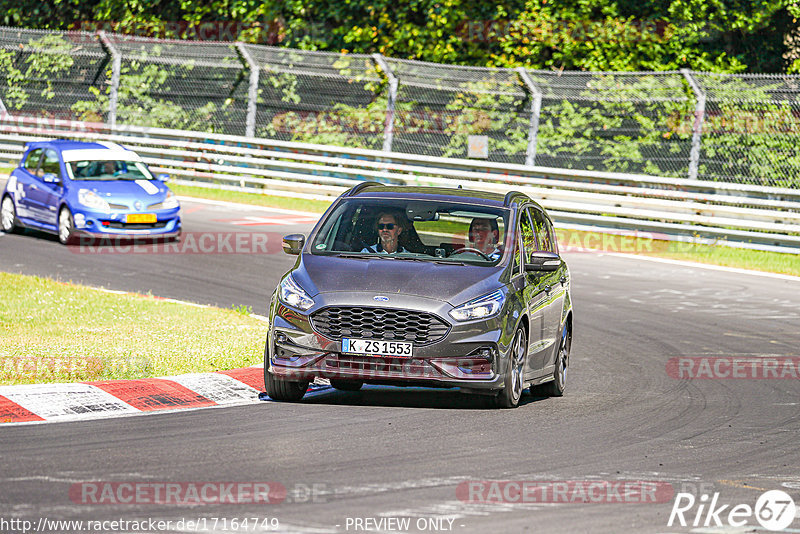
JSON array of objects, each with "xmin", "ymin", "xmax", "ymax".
[
  {"xmin": 345, "ymin": 181, "xmax": 384, "ymax": 196},
  {"xmin": 503, "ymin": 190, "xmax": 526, "ymax": 207}
]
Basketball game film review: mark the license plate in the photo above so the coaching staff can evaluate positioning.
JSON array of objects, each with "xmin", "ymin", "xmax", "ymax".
[
  {"xmin": 126, "ymin": 213, "xmax": 156, "ymax": 224},
  {"xmin": 342, "ymin": 338, "xmax": 413, "ymax": 357}
]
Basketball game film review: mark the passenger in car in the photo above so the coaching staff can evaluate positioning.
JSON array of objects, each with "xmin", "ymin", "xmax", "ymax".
[
  {"xmin": 469, "ymin": 217, "xmax": 503, "ymax": 260},
  {"xmin": 362, "ymin": 212, "xmax": 407, "ymax": 254}
]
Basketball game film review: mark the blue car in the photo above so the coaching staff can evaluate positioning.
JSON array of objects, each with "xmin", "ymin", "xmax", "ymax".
[{"xmin": 1, "ymin": 140, "xmax": 181, "ymax": 244}]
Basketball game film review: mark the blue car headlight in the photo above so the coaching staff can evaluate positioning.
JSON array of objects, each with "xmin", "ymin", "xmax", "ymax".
[
  {"xmin": 78, "ymin": 189, "xmax": 110, "ymax": 212},
  {"xmin": 278, "ymin": 275, "xmax": 314, "ymax": 311},
  {"xmin": 449, "ymin": 289, "xmax": 505, "ymax": 322},
  {"xmin": 161, "ymin": 190, "xmax": 179, "ymax": 210}
]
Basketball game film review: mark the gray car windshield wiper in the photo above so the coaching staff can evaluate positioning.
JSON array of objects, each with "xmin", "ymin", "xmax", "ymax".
[
  {"xmin": 334, "ymin": 253, "xmax": 378, "ymax": 259},
  {"xmin": 392, "ymin": 256, "xmax": 429, "ymax": 261}
]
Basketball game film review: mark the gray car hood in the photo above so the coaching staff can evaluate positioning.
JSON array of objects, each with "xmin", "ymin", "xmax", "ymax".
[{"xmin": 294, "ymin": 254, "xmax": 505, "ymax": 306}]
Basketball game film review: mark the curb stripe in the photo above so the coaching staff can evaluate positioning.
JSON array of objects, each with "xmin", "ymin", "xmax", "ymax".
[
  {"xmin": 0, "ymin": 394, "xmax": 44, "ymax": 423},
  {"xmin": 88, "ymin": 379, "xmax": 216, "ymax": 412},
  {"xmin": 0, "ymin": 365, "xmax": 303, "ymax": 425},
  {"xmin": 167, "ymin": 373, "xmax": 260, "ymax": 405},
  {"xmin": 218, "ymin": 367, "xmax": 264, "ymax": 391},
  {"xmin": 0, "ymin": 383, "xmax": 140, "ymax": 420}
]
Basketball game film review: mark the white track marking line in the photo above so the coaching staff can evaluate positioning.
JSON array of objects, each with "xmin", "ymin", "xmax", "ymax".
[{"xmin": 599, "ymin": 252, "xmax": 800, "ymax": 282}]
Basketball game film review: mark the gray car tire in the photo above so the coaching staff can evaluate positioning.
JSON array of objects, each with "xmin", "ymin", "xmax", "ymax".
[
  {"xmin": 264, "ymin": 367, "xmax": 309, "ymax": 402},
  {"xmin": 542, "ymin": 326, "xmax": 570, "ymax": 397},
  {"xmin": 494, "ymin": 327, "xmax": 528, "ymax": 409}
]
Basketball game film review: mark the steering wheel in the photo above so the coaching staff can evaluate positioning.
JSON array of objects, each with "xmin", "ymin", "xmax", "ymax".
[{"xmin": 449, "ymin": 247, "xmax": 491, "ymax": 261}]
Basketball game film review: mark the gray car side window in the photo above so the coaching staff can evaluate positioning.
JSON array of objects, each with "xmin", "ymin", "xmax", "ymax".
[
  {"xmin": 529, "ymin": 207, "xmax": 555, "ymax": 253},
  {"xmin": 544, "ymin": 215, "xmax": 559, "ymax": 254},
  {"xmin": 519, "ymin": 208, "xmax": 536, "ymax": 266}
]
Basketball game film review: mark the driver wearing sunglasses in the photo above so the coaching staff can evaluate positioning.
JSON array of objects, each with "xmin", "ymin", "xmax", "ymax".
[{"xmin": 361, "ymin": 212, "xmax": 406, "ymax": 254}]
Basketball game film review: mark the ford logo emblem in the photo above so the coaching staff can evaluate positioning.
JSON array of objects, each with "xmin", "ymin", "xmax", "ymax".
[{"xmin": 373, "ymin": 296, "xmax": 389, "ymax": 302}]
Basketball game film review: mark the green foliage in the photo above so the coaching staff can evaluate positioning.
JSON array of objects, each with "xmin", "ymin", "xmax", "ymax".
[
  {"xmin": 0, "ymin": 34, "xmax": 76, "ymax": 111},
  {"xmin": 692, "ymin": 76, "xmax": 800, "ymax": 187},
  {"xmin": 1, "ymin": 0, "xmax": 799, "ymax": 185},
  {"xmin": 2, "ymin": 0, "xmax": 795, "ymax": 73},
  {"xmin": 73, "ymin": 56, "xmax": 227, "ymax": 132}
]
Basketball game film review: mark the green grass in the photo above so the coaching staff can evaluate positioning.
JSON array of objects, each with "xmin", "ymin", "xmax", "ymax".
[
  {"xmin": 170, "ymin": 182, "xmax": 332, "ymax": 213},
  {"xmin": 655, "ymin": 243, "xmax": 800, "ymax": 276},
  {"xmin": 556, "ymin": 229, "xmax": 800, "ymax": 277},
  {"xmin": 0, "ymin": 273, "xmax": 268, "ymax": 385}
]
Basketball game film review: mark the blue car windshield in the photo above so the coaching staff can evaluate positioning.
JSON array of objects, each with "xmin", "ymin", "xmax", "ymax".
[
  {"xmin": 68, "ymin": 160, "xmax": 154, "ymax": 181},
  {"xmin": 311, "ymin": 198, "xmax": 511, "ymax": 265}
]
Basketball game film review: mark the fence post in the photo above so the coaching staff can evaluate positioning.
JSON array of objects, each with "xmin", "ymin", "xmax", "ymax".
[
  {"xmin": 236, "ymin": 43, "xmax": 260, "ymax": 139},
  {"xmin": 516, "ymin": 67, "xmax": 543, "ymax": 167},
  {"xmin": 97, "ymin": 31, "xmax": 121, "ymax": 130},
  {"xmin": 682, "ymin": 69, "xmax": 705, "ymax": 181},
  {"xmin": 372, "ymin": 54, "xmax": 397, "ymax": 153}
]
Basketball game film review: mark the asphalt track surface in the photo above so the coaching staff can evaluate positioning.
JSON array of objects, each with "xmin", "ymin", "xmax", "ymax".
[{"xmin": 2, "ymin": 195, "xmax": 800, "ymax": 533}]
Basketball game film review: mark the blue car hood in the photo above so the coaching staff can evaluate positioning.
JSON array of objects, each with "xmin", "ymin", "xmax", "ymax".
[{"xmin": 73, "ymin": 180, "xmax": 168, "ymax": 201}]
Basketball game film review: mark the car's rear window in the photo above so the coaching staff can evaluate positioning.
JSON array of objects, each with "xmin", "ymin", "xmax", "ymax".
[{"xmin": 311, "ymin": 198, "xmax": 510, "ymax": 265}]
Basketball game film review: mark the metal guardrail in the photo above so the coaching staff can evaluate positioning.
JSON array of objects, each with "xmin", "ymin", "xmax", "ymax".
[{"xmin": 1, "ymin": 114, "xmax": 799, "ymax": 253}]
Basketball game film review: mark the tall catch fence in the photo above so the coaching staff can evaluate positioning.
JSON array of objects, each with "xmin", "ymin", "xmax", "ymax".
[{"xmin": 0, "ymin": 26, "xmax": 798, "ymax": 188}]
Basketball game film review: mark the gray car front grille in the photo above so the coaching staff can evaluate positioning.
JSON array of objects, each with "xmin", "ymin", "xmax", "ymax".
[{"xmin": 311, "ymin": 306, "xmax": 450, "ymax": 345}]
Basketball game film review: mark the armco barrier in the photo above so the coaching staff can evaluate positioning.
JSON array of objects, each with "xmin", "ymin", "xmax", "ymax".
[{"xmin": 1, "ymin": 114, "xmax": 799, "ymax": 253}]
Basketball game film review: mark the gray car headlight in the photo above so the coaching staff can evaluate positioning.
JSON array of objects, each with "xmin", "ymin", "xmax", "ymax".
[
  {"xmin": 279, "ymin": 275, "xmax": 314, "ymax": 311},
  {"xmin": 449, "ymin": 289, "xmax": 505, "ymax": 322}
]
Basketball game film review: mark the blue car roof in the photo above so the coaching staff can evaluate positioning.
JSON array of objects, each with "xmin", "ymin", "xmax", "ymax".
[{"xmin": 24, "ymin": 140, "xmax": 129, "ymax": 153}]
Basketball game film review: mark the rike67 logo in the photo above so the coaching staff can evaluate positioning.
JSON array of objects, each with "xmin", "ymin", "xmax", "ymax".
[{"xmin": 668, "ymin": 490, "xmax": 797, "ymax": 531}]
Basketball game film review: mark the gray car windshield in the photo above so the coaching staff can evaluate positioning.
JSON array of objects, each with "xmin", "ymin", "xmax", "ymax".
[
  {"xmin": 67, "ymin": 160, "xmax": 154, "ymax": 181},
  {"xmin": 311, "ymin": 198, "xmax": 510, "ymax": 265}
]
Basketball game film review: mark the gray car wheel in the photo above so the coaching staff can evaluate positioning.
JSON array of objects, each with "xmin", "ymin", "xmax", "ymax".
[
  {"xmin": 264, "ymin": 369, "xmax": 309, "ymax": 402},
  {"xmin": 58, "ymin": 207, "xmax": 75, "ymax": 245},
  {"xmin": 543, "ymin": 326, "xmax": 570, "ymax": 397},
  {"xmin": 1, "ymin": 195, "xmax": 18, "ymax": 233},
  {"xmin": 263, "ymin": 345, "xmax": 309, "ymax": 402},
  {"xmin": 494, "ymin": 327, "xmax": 527, "ymax": 408}
]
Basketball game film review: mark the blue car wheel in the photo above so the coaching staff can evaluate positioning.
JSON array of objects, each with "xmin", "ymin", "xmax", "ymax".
[
  {"xmin": 1, "ymin": 195, "xmax": 18, "ymax": 233},
  {"xmin": 58, "ymin": 206, "xmax": 76, "ymax": 245}
]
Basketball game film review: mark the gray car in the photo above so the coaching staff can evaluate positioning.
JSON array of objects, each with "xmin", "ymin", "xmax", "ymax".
[{"xmin": 264, "ymin": 183, "xmax": 573, "ymax": 408}]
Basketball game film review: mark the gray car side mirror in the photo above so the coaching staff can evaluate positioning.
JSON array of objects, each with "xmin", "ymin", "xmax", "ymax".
[
  {"xmin": 525, "ymin": 251, "xmax": 560, "ymax": 272},
  {"xmin": 282, "ymin": 234, "xmax": 306, "ymax": 255}
]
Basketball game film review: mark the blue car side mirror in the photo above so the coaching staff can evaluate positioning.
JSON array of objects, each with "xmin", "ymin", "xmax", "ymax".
[
  {"xmin": 42, "ymin": 173, "xmax": 61, "ymax": 184},
  {"xmin": 156, "ymin": 173, "xmax": 170, "ymax": 182}
]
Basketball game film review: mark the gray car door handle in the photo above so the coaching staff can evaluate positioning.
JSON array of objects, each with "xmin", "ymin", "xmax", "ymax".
[
  {"xmin": 560, "ymin": 276, "xmax": 567, "ymax": 285},
  {"xmin": 544, "ymin": 285, "xmax": 551, "ymax": 294}
]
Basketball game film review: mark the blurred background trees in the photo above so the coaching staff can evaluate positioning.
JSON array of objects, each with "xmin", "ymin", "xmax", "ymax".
[{"xmin": 1, "ymin": 0, "xmax": 797, "ymax": 73}]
